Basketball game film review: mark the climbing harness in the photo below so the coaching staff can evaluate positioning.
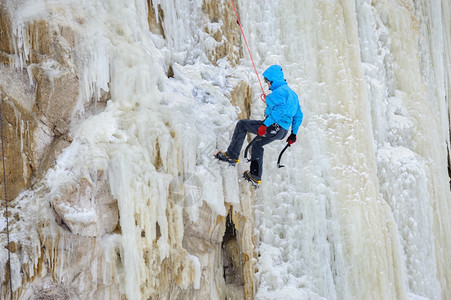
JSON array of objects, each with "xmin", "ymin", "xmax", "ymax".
[
  {"xmin": 0, "ymin": 98, "xmax": 13, "ymax": 300},
  {"xmin": 244, "ymin": 123, "xmax": 290, "ymax": 168},
  {"xmin": 230, "ymin": 0, "xmax": 266, "ymax": 102}
]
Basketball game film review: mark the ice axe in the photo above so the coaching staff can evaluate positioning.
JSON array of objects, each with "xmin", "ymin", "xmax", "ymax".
[
  {"xmin": 244, "ymin": 136, "xmax": 261, "ymax": 162},
  {"xmin": 277, "ymin": 143, "xmax": 290, "ymax": 168},
  {"xmin": 245, "ymin": 136, "xmax": 291, "ymax": 168}
]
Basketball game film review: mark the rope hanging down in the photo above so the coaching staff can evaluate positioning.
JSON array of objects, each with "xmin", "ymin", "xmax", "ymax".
[
  {"xmin": 230, "ymin": 0, "xmax": 266, "ymax": 102},
  {"xmin": 0, "ymin": 98, "xmax": 13, "ymax": 300}
]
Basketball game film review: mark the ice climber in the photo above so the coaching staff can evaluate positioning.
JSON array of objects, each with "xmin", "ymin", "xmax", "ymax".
[{"xmin": 215, "ymin": 65, "xmax": 303, "ymax": 188}]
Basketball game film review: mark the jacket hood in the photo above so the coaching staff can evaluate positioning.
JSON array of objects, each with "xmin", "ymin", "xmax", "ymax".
[{"xmin": 262, "ymin": 65, "xmax": 286, "ymax": 90}]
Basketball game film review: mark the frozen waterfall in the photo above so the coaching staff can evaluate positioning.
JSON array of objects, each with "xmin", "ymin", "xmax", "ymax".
[{"xmin": 0, "ymin": 0, "xmax": 450, "ymax": 299}]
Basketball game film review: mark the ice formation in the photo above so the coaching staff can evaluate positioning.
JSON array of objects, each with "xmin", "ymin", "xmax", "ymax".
[{"xmin": 0, "ymin": 0, "xmax": 450, "ymax": 299}]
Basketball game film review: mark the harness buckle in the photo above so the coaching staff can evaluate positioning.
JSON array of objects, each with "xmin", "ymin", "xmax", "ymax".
[{"xmin": 270, "ymin": 123, "xmax": 280, "ymax": 134}]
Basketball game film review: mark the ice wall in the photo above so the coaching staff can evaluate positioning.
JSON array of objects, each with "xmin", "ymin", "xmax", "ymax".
[
  {"xmin": 1, "ymin": 0, "xmax": 253, "ymax": 299},
  {"xmin": 0, "ymin": 0, "xmax": 450, "ymax": 299},
  {"xmin": 243, "ymin": 0, "xmax": 451, "ymax": 299}
]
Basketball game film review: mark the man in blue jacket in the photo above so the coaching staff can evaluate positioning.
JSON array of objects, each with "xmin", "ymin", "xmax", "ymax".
[{"xmin": 215, "ymin": 65, "xmax": 303, "ymax": 187}]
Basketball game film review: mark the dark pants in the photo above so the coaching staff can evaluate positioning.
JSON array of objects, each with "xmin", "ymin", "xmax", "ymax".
[{"xmin": 226, "ymin": 119, "xmax": 287, "ymax": 180}]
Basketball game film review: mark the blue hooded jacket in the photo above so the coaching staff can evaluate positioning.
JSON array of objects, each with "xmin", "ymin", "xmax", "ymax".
[{"xmin": 262, "ymin": 65, "xmax": 303, "ymax": 134}]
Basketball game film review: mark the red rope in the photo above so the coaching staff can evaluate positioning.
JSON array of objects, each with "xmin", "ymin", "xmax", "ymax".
[{"xmin": 230, "ymin": 0, "xmax": 266, "ymax": 102}]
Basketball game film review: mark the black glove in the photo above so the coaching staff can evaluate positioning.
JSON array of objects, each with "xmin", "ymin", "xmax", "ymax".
[{"xmin": 286, "ymin": 133, "xmax": 297, "ymax": 145}]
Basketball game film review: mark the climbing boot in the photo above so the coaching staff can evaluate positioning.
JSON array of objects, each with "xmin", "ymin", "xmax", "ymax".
[
  {"xmin": 243, "ymin": 170, "xmax": 261, "ymax": 188},
  {"xmin": 215, "ymin": 151, "xmax": 239, "ymax": 166}
]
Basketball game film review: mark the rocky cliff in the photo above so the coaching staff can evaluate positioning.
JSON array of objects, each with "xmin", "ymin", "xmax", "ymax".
[{"xmin": 0, "ymin": 1, "xmax": 255, "ymax": 299}]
